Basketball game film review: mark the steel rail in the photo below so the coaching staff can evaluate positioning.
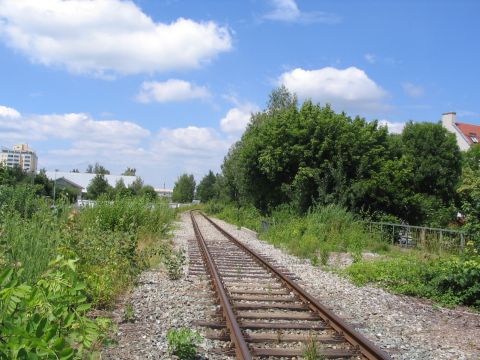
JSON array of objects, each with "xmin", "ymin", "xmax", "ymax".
[
  {"xmin": 200, "ymin": 212, "xmax": 392, "ymax": 360},
  {"xmin": 190, "ymin": 212, "xmax": 253, "ymax": 360}
]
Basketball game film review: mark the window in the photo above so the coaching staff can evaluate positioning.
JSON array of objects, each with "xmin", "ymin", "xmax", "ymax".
[{"xmin": 470, "ymin": 133, "xmax": 478, "ymax": 143}]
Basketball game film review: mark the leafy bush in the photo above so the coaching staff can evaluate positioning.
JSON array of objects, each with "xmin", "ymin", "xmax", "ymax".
[
  {"xmin": 0, "ymin": 257, "xmax": 109, "ymax": 359},
  {"xmin": 163, "ymin": 249, "xmax": 186, "ymax": 280},
  {"xmin": 167, "ymin": 327, "xmax": 202, "ymax": 360},
  {"xmin": 345, "ymin": 252, "xmax": 480, "ymax": 308}
]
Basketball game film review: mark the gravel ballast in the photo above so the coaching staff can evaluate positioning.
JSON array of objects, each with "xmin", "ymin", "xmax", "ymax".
[{"xmin": 103, "ymin": 212, "xmax": 480, "ymax": 359}]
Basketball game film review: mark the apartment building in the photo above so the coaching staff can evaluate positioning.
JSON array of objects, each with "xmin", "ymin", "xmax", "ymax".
[{"xmin": 0, "ymin": 144, "xmax": 38, "ymax": 173}]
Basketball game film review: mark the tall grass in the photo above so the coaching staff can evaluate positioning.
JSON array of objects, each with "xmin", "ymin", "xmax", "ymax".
[
  {"xmin": 204, "ymin": 202, "xmax": 263, "ymax": 231},
  {"xmin": 206, "ymin": 202, "xmax": 388, "ymax": 263},
  {"xmin": 264, "ymin": 205, "xmax": 388, "ymax": 262},
  {"xmin": 0, "ymin": 188, "xmax": 176, "ymax": 307}
]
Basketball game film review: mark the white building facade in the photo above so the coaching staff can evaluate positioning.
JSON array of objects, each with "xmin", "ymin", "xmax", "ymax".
[
  {"xmin": 0, "ymin": 144, "xmax": 38, "ymax": 173},
  {"xmin": 441, "ymin": 112, "xmax": 480, "ymax": 151}
]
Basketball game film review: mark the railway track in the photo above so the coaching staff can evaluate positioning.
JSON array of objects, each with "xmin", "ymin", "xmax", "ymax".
[{"xmin": 189, "ymin": 211, "xmax": 392, "ymax": 360}]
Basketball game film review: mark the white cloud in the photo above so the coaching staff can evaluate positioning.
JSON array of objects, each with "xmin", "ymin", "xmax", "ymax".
[
  {"xmin": 0, "ymin": 104, "xmax": 237, "ymax": 187},
  {"xmin": 149, "ymin": 126, "xmax": 232, "ymax": 180},
  {"xmin": 264, "ymin": 0, "xmax": 340, "ymax": 24},
  {"xmin": 220, "ymin": 103, "xmax": 259, "ymax": 134},
  {"xmin": 0, "ymin": 106, "xmax": 150, "ymax": 157},
  {"xmin": 402, "ymin": 82, "xmax": 425, "ymax": 97},
  {"xmin": 0, "ymin": 112, "xmax": 149, "ymax": 143},
  {"xmin": 278, "ymin": 67, "xmax": 388, "ymax": 113},
  {"xmin": 378, "ymin": 120, "xmax": 405, "ymax": 134},
  {"xmin": 0, "ymin": 105, "xmax": 21, "ymax": 118},
  {"xmin": 0, "ymin": 0, "xmax": 232, "ymax": 76},
  {"xmin": 153, "ymin": 126, "xmax": 230, "ymax": 158},
  {"xmin": 136, "ymin": 80, "xmax": 210, "ymax": 103}
]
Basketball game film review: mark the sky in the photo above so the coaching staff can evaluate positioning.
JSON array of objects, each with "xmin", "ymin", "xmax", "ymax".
[{"xmin": 0, "ymin": 0, "xmax": 479, "ymax": 188}]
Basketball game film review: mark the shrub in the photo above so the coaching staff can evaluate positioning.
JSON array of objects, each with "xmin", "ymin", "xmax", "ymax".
[
  {"xmin": 167, "ymin": 327, "xmax": 202, "ymax": 360},
  {"xmin": 163, "ymin": 249, "xmax": 186, "ymax": 280},
  {"xmin": 0, "ymin": 257, "xmax": 110, "ymax": 359},
  {"xmin": 344, "ymin": 252, "xmax": 480, "ymax": 308}
]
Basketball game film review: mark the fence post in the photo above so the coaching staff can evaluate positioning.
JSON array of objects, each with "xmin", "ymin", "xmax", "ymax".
[
  {"xmin": 392, "ymin": 224, "xmax": 395, "ymax": 244},
  {"xmin": 460, "ymin": 233, "xmax": 465, "ymax": 249}
]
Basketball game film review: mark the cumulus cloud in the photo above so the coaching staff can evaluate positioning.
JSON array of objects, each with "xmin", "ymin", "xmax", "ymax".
[
  {"xmin": 264, "ymin": 0, "xmax": 340, "ymax": 24},
  {"xmin": 0, "ymin": 104, "xmax": 235, "ymax": 186},
  {"xmin": 148, "ymin": 126, "xmax": 232, "ymax": 180},
  {"xmin": 402, "ymin": 82, "xmax": 425, "ymax": 97},
  {"xmin": 136, "ymin": 80, "xmax": 210, "ymax": 103},
  {"xmin": 0, "ymin": 105, "xmax": 21, "ymax": 118},
  {"xmin": 278, "ymin": 66, "xmax": 388, "ymax": 113},
  {"xmin": 378, "ymin": 120, "xmax": 405, "ymax": 134},
  {"xmin": 153, "ymin": 126, "xmax": 230, "ymax": 158},
  {"xmin": 220, "ymin": 103, "xmax": 260, "ymax": 134},
  {"xmin": 0, "ymin": 105, "xmax": 150, "ymax": 161},
  {"xmin": 0, "ymin": 0, "xmax": 232, "ymax": 76},
  {"xmin": 0, "ymin": 111, "xmax": 149, "ymax": 144}
]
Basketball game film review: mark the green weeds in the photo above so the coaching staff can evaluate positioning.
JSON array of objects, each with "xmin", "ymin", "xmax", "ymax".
[
  {"xmin": 303, "ymin": 338, "xmax": 325, "ymax": 360},
  {"xmin": 166, "ymin": 327, "xmax": 202, "ymax": 360},
  {"xmin": 163, "ymin": 249, "xmax": 186, "ymax": 280},
  {"xmin": 0, "ymin": 186, "xmax": 178, "ymax": 357},
  {"xmin": 344, "ymin": 251, "xmax": 480, "ymax": 308},
  {"xmin": 0, "ymin": 256, "xmax": 110, "ymax": 358}
]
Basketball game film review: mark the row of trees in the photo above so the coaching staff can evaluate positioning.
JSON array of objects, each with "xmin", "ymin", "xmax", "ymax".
[
  {"xmin": 85, "ymin": 174, "xmax": 157, "ymax": 200},
  {"xmin": 0, "ymin": 164, "xmax": 157, "ymax": 202},
  {"xmin": 193, "ymin": 87, "xmax": 479, "ymax": 229},
  {"xmin": 171, "ymin": 171, "xmax": 223, "ymax": 203}
]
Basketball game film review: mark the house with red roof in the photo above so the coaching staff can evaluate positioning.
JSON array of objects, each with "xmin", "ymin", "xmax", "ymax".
[{"xmin": 442, "ymin": 112, "xmax": 480, "ymax": 151}]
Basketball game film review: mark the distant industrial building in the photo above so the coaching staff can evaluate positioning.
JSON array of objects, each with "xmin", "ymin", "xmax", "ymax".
[
  {"xmin": 45, "ymin": 171, "xmax": 137, "ymax": 198},
  {"xmin": 0, "ymin": 144, "xmax": 38, "ymax": 173},
  {"xmin": 155, "ymin": 188, "xmax": 173, "ymax": 198},
  {"xmin": 442, "ymin": 112, "xmax": 480, "ymax": 151}
]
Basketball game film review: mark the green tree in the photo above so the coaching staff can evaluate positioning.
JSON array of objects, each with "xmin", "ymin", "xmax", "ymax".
[
  {"xmin": 172, "ymin": 174, "xmax": 196, "ymax": 203},
  {"xmin": 86, "ymin": 162, "xmax": 110, "ymax": 175},
  {"xmin": 141, "ymin": 185, "xmax": 158, "ymax": 200},
  {"xmin": 122, "ymin": 167, "xmax": 136, "ymax": 176},
  {"xmin": 86, "ymin": 174, "xmax": 112, "ymax": 199},
  {"xmin": 219, "ymin": 87, "xmax": 462, "ymax": 225},
  {"xmin": 384, "ymin": 122, "xmax": 461, "ymax": 225},
  {"xmin": 128, "ymin": 177, "xmax": 144, "ymax": 195},
  {"xmin": 196, "ymin": 170, "xmax": 217, "ymax": 202},
  {"xmin": 459, "ymin": 145, "xmax": 480, "ymax": 242},
  {"xmin": 33, "ymin": 169, "xmax": 53, "ymax": 197},
  {"xmin": 0, "ymin": 165, "xmax": 27, "ymax": 186},
  {"xmin": 114, "ymin": 178, "xmax": 130, "ymax": 198}
]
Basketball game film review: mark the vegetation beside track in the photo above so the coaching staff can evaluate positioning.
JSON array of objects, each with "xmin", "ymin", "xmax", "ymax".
[
  {"xmin": 205, "ymin": 202, "xmax": 480, "ymax": 309},
  {"xmin": 194, "ymin": 87, "xmax": 480, "ymax": 310},
  {"xmin": 0, "ymin": 183, "xmax": 177, "ymax": 358}
]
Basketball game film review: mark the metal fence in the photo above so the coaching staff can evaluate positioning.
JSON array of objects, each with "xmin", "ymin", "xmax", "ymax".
[{"xmin": 363, "ymin": 221, "xmax": 466, "ymax": 253}]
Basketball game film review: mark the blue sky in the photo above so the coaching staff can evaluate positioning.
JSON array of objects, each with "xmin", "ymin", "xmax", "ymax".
[{"xmin": 0, "ymin": 0, "xmax": 478, "ymax": 187}]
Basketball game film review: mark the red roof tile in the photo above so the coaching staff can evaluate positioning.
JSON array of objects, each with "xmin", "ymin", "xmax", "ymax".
[{"xmin": 455, "ymin": 122, "xmax": 480, "ymax": 145}]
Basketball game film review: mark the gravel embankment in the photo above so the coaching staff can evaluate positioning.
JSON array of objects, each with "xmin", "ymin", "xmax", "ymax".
[
  {"xmin": 103, "ymin": 212, "xmax": 480, "ymax": 359},
  {"xmin": 102, "ymin": 212, "xmax": 233, "ymax": 360},
  {"xmin": 214, "ymin": 217, "xmax": 480, "ymax": 360}
]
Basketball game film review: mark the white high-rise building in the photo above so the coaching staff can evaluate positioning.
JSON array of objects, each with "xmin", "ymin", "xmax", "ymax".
[{"xmin": 0, "ymin": 144, "xmax": 38, "ymax": 173}]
